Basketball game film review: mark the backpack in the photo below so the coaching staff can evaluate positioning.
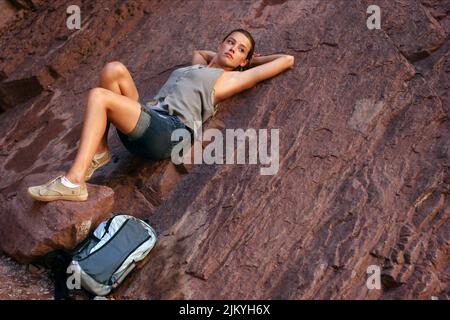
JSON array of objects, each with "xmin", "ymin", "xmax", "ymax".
[
  {"xmin": 69, "ymin": 214, "xmax": 157, "ymax": 296},
  {"xmin": 40, "ymin": 214, "xmax": 157, "ymax": 299}
]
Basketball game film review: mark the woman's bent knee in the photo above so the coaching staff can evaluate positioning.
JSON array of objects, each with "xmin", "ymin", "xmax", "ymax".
[
  {"xmin": 101, "ymin": 61, "xmax": 127, "ymax": 80},
  {"xmin": 88, "ymin": 87, "xmax": 108, "ymax": 104}
]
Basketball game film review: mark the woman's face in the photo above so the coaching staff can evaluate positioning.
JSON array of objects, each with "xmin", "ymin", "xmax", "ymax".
[{"xmin": 218, "ymin": 32, "xmax": 252, "ymax": 69}]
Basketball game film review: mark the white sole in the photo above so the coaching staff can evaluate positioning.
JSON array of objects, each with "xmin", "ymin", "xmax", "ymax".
[{"xmin": 27, "ymin": 189, "xmax": 88, "ymax": 202}]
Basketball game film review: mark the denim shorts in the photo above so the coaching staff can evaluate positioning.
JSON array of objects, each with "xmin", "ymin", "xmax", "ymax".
[{"xmin": 117, "ymin": 105, "xmax": 193, "ymax": 160}]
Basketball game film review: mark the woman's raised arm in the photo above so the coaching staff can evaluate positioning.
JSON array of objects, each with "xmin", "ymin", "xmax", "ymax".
[
  {"xmin": 249, "ymin": 53, "xmax": 294, "ymax": 68},
  {"xmin": 214, "ymin": 54, "xmax": 294, "ymax": 102},
  {"xmin": 192, "ymin": 50, "xmax": 217, "ymax": 65}
]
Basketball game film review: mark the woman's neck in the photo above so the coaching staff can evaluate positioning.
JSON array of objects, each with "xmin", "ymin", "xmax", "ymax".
[{"xmin": 207, "ymin": 56, "xmax": 234, "ymax": 71}]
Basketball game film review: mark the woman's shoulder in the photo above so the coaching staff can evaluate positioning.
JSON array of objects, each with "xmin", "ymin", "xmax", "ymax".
[{"xmin": 213, "ymin": 71, "xmax": 242, "ymax": 104}]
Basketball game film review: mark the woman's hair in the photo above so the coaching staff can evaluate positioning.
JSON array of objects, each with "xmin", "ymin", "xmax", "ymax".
[{"xmin": 222, "ymin": 28, "xmax": 255, "ymax": 72}]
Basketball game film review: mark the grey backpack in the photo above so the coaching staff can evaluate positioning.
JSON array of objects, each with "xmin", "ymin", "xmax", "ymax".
[{"xmin": 68, "ymin": 214, "xmax": 157, "ymax": 296}]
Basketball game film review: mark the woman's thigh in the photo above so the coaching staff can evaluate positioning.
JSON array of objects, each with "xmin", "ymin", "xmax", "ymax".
[
  {"xmin": 100, "ymin": 61, "xmax": 140, "ymax": 101},
  {"xmin": 97, "ymin": 88, "xmax": 142, "ymax": 135}
]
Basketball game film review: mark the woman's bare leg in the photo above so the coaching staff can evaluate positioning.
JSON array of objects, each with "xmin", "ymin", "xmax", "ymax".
[
  {"xmin": 65, "ymin": 62, "xmax": 141, "ymax": 184},
  {"xmin": 97, "ymin": 62, "xmax": 139, "ymax": 154}
]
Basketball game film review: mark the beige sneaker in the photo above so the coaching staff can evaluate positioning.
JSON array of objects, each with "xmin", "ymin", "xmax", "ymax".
[
  {"xmin": 85, "ymin": 150, "xmax": 112, "ymax": 181},
  {"xmin": 27, "ymin": 175, "xmax": 88, "ymax": 202}
]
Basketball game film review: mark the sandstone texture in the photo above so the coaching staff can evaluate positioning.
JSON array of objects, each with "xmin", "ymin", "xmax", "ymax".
[{"xmin": 0, "ymin": 171, "xmax": 115, "ymax": 263}]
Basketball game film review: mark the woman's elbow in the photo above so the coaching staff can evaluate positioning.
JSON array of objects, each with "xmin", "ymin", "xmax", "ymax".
[{"xmin": 286, "ymin": 55, "xmax": 295, "ymax": 69}]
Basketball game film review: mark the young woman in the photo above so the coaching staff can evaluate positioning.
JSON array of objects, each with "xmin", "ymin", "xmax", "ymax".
[{"xmin": 28, "ymin": 28, "xmax": 294, "ymax": 201}]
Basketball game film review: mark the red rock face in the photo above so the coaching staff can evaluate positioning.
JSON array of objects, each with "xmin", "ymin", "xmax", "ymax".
[
  {"xmin": 0, "ymin": 0, "xmax": 448, "ymax": 299},
  {"xmin": 0, "ymin": 171, "xmax": 115, "ymax": 264},
  {"xmin": 0, "ymin": 1, "xmax": 17, "ymax": 30}
]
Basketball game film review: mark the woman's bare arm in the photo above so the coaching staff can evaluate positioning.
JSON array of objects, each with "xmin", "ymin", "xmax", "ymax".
[
  {"xmin": 249, "ymin": 54, "xmax": 292, "ymax": 68},
  {"xmin": 192, "ymin": 50, "xmax": 217, "ymax": 65},
  {"xmin": 214, "ymin": 54, "xmax": 294, "ymax": 102},
  {"xmin": 243, "ymin": 54, "xmax": 294, "ymax": 86}
]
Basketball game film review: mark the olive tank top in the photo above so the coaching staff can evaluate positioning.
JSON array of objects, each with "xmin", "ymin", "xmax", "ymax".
[{"xmin": 144, "ymin": 64, "xmax": 225, "ymax": 137}]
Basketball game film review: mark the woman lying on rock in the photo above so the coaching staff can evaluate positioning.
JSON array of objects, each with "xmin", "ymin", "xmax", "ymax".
[{"xmin": 27, "ymin": 28, "xmax": 294, "ymax": 202}]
